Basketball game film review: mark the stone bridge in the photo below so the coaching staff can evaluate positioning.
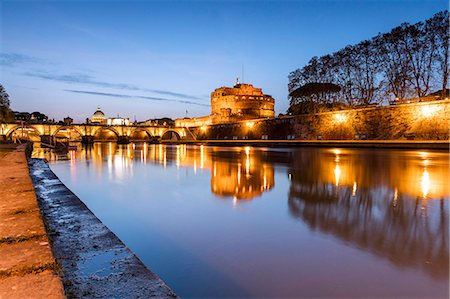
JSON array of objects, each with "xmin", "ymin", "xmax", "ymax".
[{"xmin": 0, "ymin": 123, "xmax": 193, "ymax": 144}]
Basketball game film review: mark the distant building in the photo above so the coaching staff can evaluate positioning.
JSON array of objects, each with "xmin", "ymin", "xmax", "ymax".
[
  {"xmin": 13, "ymin": 111, "xmax": 48, "ymax": 123},
  {"xmin": 90, "ymin": 106, "xmax": 107, "ymax": 124},
  {"xmin": 107, "ymin": 116, "xmax": 130, "ymax": 126},
  {"xmin": 13, "ymin": 111, "xmax": 31, "ymax": 122},
  {"xmin": 88, "ymin": 107, "xmax": 132, "ymax": 126},
  {"xmin": 176, "ymin": 79, "xmax": 275, "ymax": 127},
  {"xmin": 138, "ymin": 118, "xmax": 175, "ymax": 127}
]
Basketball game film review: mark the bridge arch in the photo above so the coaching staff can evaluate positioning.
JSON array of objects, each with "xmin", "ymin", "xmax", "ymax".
[
  {"xmin": 5, "ymin": 125, "xmax": 21, "ymax": 137},
  {"xmin": 129, "ymin": 128, "xmax": 153, "ymax": 141},
  {"xmin": 92, "ymin": 127, "xmax": 120, "ymax": 141},
  {"xmin": 6, "ymin": 125, "xmax": 42, "ymax": 141},
  {"xmin": 161, "ymin": 129, "xmax": 182, "ymax": 141},
  {"xmin": 52, "ymin": 126, "xmax": 84, "ymax": 141}
]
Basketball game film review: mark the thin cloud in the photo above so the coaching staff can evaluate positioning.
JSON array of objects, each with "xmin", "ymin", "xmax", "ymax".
[
  {"xmin": 26, "ymin": 71, "xmax": 134, "ymax": 89},
  {"xmin": 65, "ymin": 89, "xmax": 210, "ymax": 107},
  {"xmin": 0, "ymin": 53, "xmax": 40, "ymax": 67},
  {"xmin": 148, "ymin": 89, "xmax": 204, "ymax": 100},
  {"xmin": 25, "ymin": 70, "xmax": 205, "ymax": 101}
]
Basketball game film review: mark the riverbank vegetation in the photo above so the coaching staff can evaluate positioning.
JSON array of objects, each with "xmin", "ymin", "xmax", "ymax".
[
  {"xmin": 0, "ymin": 84, "xmax": 14, "ymax": 122},
  {"xmin": 288, "ymin": 11, "xmax": 449, "ymax": 115}
]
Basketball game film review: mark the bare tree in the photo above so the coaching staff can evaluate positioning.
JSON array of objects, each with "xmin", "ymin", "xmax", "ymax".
[
  {"xmin": 375, "ymin": 25, "xmax": 414, "ymax": 101},
  {"xmin": 428, "ymin": 11, "xmax": 449, "ymax": 97},
  {"xmin": 352, "ymin": 40, "xmax": 381, "ymax": 104},
  {"xmin": 287, "ymin": 11, "xmax": 448, "ymax": 114}
]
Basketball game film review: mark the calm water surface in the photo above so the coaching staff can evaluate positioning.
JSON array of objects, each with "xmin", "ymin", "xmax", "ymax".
[{"xmin": 33, "ymin": 143, "xmax": 449, "ymax": 298}]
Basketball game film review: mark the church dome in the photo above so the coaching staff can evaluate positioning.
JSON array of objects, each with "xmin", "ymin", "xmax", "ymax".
[
  {"xmin": 93, "ymin": 109, "xmax": 105, "ymax": 117},
  {"xmin": 91, "ymin": 106, "xmax": 106, "ymax": 123},
  {"xmin": 93, "ymin": 106, "xmax": 105, "ymax": 116}
]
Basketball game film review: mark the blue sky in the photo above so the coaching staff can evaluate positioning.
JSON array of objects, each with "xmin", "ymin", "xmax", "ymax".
[{"xmin": 0, "ymin": 0, "xmax": 445, "ymax": 122}]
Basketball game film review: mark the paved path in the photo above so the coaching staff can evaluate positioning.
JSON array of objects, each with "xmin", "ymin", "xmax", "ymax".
[{"xmin": 0, "ymin": 145, "xmax": 65, "ymax": 299}]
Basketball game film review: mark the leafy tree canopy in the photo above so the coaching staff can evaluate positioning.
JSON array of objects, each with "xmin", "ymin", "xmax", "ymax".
[
  {"xmin": 289, "ymin": 83, "xmax": 341, "ymax": 98},
  {"xmin": 0, "ymin": 84, "xmax": 10, "ymax": 108},
  {"xmin": 0, "ymin": 84, "xmax": 13, "ymax": 122}
]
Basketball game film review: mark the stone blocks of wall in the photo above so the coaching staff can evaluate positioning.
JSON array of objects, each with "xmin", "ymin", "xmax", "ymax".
[
  {"xmin": 293, "ymin": 100, "xmax": 449, "ymax": 140},
  {"xmin": 193, "ymin": 118, "xmax": 294, "ymax": 140},
  {"xmin": 194, "ymin": 100, "xmax": 449, "ymax": 141}
]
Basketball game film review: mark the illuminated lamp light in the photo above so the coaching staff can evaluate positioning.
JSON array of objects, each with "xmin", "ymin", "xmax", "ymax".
[
  {"xmin": 201, "ymin": 126, "xmax": 208, "ymax": 132},
  {"xmin": 420, "ymin": 105, "xmax": 440, "ymax": 118},
  {"xmin": 421, "ymin": 169, "xmax": 430, "ymax": 198},
  {"xmin": 332, "ymin": 149, "xmax": 341, "ymax": 156},
  {"xmin": 246, "ymin": 122, "xmax": 255, "ymax": 128},
  {"xmin": 334, "ymin": 113, "xmax": 346, "ymax": 123}
]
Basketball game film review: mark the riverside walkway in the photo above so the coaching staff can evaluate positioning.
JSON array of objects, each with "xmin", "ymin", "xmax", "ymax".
[{"xmin": 0, "ymin": 144, "xmax": 64, "ymax": 299}]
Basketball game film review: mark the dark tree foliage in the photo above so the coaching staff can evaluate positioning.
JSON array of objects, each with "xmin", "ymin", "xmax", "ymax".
[
  {"xmin": 288, "ymin": 11, "xmax": 449, "ymax": 114},
  {"xmin": 0, "ymin": 84, "xmax": 13, "ymax": 122},
  {"xmin": 290, "ymin": 83, "xmax": 341, "ymax": 98},
  {"xmin": 0, "ymin": 84, "xmax": 9, "ymax": 108},
  {"xmin": 288, "ymin": 83, "xmax": 345, "ymax": 115}
]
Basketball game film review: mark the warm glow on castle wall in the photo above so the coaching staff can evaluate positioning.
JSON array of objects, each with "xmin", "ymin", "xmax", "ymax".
[
  {"xmin": 419, "ymin": 104, "xmax": 441, "ymax": 118},
  {"xmin": 333, "ymin": 113, "xmax": 347, "ymax": 123},
  {"xmin": 176, "ymin": 82, "xmax": 275, "ymax": 128}
]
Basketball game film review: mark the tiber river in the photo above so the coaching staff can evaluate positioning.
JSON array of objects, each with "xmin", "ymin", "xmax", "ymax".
[{"xmin": 33, "ymin": 143, "xmax": 449, "ymax": 298}]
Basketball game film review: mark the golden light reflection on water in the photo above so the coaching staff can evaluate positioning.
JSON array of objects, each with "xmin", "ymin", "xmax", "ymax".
[
  {"xmin": 33, "ymin": 143, "xmax": 274, "ymax": 201},
  {"xmin": 422, "ymin": 169, "xmax": 430, "ymax": 198},
  {"xmin": 317, "ymin": 148, "xmax": 449, "ymax": 201},
  {"xmin": 334, "ymin": 164, "xmax": 341, "ymax": 187},
  {"xmin": 288, "ymin": 148, "xmax": 449, "ymax": 280},
  {"xmin": 32, "ymin": 143, "xmax": 449, "ymax": 286},
  {"xmin": 32, "ymin": 143, "xmax": 449, "ymax": 202},
  {"xmin": 211, "ymin": 159, "xmax": 274, "ymax": 200},
  {"xmin": 352, "ymin": 181, "xmax": 357, "ymax": 196}
]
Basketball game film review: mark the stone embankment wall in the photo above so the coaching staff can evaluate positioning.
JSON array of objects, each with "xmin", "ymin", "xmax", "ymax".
[
  {"xmin": 28, "ymin": 159, "xmax": 179, "ymax": 298},
  {"xmin": 293, "ymin": 100, "xmax": 449, "ymax": 140},
  {"xmin": 192, "ymin": 100, "xmax": 449, "ymax": 140}
]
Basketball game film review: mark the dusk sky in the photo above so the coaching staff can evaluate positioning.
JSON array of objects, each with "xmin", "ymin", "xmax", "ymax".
[{"xmin": 0, "ymin": 0, "xmax": 445, "ymax": 122}]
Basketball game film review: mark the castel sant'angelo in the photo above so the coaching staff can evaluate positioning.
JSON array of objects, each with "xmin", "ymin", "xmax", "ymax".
[{"xmin": 176, "ymin": 79, "xmax": 275, "ymax": 127}]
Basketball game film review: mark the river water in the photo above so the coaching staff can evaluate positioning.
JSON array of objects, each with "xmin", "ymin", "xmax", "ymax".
[{"xmin": 33, "ymin": 143, "xmax": 449, "ymax": 298}]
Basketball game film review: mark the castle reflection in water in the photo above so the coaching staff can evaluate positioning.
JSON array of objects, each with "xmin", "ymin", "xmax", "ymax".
[
  {"xmin": 35, "ymin": 143, "xmax": 276, "ymax": 201},
  {"xmin": 33, "ymin": 143, "xmax": 449, "ymax": 281}
]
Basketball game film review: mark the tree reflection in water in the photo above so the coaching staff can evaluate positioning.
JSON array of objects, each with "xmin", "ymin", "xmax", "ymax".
[
  {"xmin": 288, "ymin": 149, "xmax": 449, "ymax": 280},
  {"xmin": 34, "ymin": 143, "xmax": 449, "ymax": 282}
]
